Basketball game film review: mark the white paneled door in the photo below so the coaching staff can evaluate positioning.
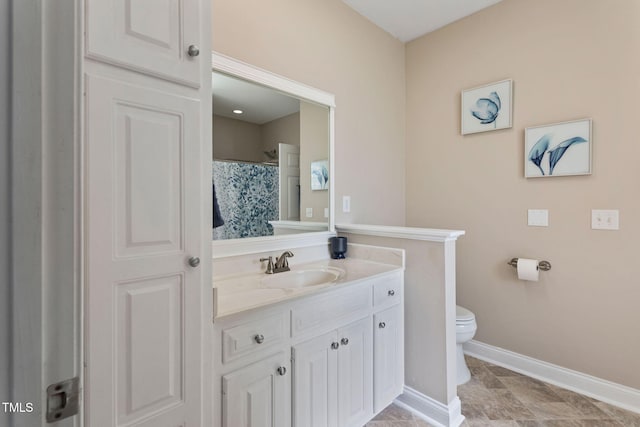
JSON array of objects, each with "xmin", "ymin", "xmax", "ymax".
[
  {"xmin": 85, "ymin": 0, "xmax": 201, "ymax": 87},
  {"xmin": 85, "ymin": 74, "xmax": 203, "ymax": 426},
  {"xmin": 278, "ymin": 143, "xmax": 300, "ymax": 221}
]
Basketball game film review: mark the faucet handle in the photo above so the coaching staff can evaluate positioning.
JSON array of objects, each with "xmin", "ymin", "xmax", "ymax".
[{"xmin": 260, "ymin": 256, "xmax": 275, "ymax": 274}]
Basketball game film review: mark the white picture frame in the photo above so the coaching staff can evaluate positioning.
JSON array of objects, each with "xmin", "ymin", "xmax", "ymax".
[
  {"xmin": 524, "ymin": 118, "xmax": 592, "ymax": 178},
  {"xmin": 311, "ymin": 160, "xmax": 329, "ymax": 190},
  {"xmin": 461, "ymin": 79, "xmax": 513, "ymax": 135}
]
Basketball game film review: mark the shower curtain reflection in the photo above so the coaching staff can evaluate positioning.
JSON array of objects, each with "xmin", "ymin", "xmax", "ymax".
[{"xmin": 212, "ymin": 160, "xmax": 279, "ymax": 240}]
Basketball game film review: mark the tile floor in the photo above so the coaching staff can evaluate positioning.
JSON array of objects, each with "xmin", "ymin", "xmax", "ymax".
[{"xmin": 366, "ymin": 355, "xmax": 640, "ymax": 427}]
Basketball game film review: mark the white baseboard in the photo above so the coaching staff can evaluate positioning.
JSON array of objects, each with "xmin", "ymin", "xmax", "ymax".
[
  {"xmin": 464, "ymin": 340, "xmax": 640, "ymax": 414},
  {"xmin": 395, "ymin": 386, "xmax": 465, "ymax": 427}
]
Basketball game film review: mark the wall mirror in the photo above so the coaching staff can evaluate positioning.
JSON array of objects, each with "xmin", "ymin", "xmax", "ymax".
[{"xmin": 212, "ymin": 52, "xmax": 335, "ymax": 256}]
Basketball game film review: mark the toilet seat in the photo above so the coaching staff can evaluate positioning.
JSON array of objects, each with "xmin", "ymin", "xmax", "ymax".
[{"xmin": 456, "ymin": 305, "xmax": 475, "ymax": 323}]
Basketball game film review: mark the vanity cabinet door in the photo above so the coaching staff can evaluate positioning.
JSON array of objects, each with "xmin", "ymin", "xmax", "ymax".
[
  {"xmin": 222, "ymin": 351, "xmax": 291, "ymax": 427},
  {"xmin": 85, "ymin": 0, "xmax": 201, "ymax": 86},
  {"xmin": 373, "ymin": 305, "xmax": 404, "ymax": 412},
  {"xmin": 292, "ymin": 317, "xmax": 373, "ymax": 427},
  {"xmin": 292, "ymin": 330, "xmax": 338, "ymax": 427},
  {"xmin": 337, "ymin": 317, "xmax": 373, "ymax": 427}
]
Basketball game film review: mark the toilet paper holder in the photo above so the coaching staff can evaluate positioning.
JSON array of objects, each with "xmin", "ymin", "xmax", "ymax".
[{"xmin": 508, "ymin": 258, "xmax": 552, "ymax": 271}]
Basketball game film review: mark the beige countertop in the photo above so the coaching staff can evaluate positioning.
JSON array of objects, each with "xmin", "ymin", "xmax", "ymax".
[{"xmin": 213, "ymin": 258, "xmax": 402, "ymax": 319}]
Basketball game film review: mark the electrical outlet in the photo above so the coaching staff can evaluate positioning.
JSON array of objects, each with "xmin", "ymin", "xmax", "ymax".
[
  {"xmin": 342, "ymin": 196, "xmax": 351, "ymax": 213},
  {"xmin": 592, "ymin": 209, "xmax": 619, "ymax": 230},
  {"xmin": 305, "ymin": 207, "xmax": 313, "ymax": 218}
]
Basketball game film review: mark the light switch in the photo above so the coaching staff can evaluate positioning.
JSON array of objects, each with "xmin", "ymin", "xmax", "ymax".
[
  {"xmin": 342, "ymin": 196, "xmax": 351, "ymax": 213},
  {"xmin": 305, "ymin": 207, "xmax": 313, "ymax": 218},
  {"xmin": 324, "ymin": 207, "xmax": 329, "ymax": 218},
  {"xmin": 528, "ymin": 209, "xmax": 549, "ymax": 227},
  {"xmin": 592, "ymin": 209, "xmax": 619, "ymax": 230}
]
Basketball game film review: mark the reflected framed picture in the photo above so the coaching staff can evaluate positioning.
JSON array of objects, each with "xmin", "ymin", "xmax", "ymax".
[
  {"xmin": 311, "ymin": 160, "xmax": 329, "ymax": 190},
  {"xmin": 524, "ymin": 118, "xmax": 592, "ymax": 178},
  {"xmin": 461, "ymin": 79, "xmax": 513, "ymax": 135}
]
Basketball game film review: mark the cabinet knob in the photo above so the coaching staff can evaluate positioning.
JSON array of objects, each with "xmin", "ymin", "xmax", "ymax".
[
  {"xmin": 331, "ymin": 342, "xmax": 340, "ymax": 350},
  {"xmin": 277, "ymin": 366, "xmax": 287, "ymax": 376},
  {"xmin": 388, "ymin": 290, "xmax": 395, "ymax": 296},
  {"xmin": 340, "ymin": 338, "xmax": 349, "ymax": 346},
  {"xmin": 254, "ymin": 334, "xmax": 265, "ymax": 344},
  {"xmin": 188, "ymin": 256, "xmax": 200, "ymax": 268},
  {"xmin": 379, "ymin": 322, "xmax": 386, "ymax": 329},
  {"xmin": 187, "ymin": 44, "xmax": 200, "ymax": 57}
]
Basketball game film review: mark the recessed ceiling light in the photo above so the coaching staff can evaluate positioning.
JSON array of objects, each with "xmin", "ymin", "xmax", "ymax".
[{"xmin": 233, "ymin": 109, "xmax": 243, "ymax": 115}]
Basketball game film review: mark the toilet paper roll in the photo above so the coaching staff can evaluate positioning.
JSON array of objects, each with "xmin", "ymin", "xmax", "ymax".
[{"xmin": 517, "ymin": 258, "xmax": 539, "ymax": 281}]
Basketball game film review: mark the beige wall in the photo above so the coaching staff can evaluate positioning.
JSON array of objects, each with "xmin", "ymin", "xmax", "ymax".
[
  {"xmin": 261, "ymin": 112, "xmax": 300, "ymax": 154},
  {"xmin": 300, "ymin": 102, "xmax": 329, "ymax": 222},
  {"xmin": 405, "ymin": 0, "xmax": 640, "ymax": 389},
  {"xmin": 213, "ymin": 112, "xmax": 300, "ymax": 163},
  {"xmin": 212, "ymin": 114, "xmax": 262, "ymax": 162},
  {"xmin": 212, "ymin": 0, "xmax": 406, "ymax": 225}
]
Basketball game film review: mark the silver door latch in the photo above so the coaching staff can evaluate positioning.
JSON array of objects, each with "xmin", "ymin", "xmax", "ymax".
[{"xmin": 46, "ymin": 377, "xmax": 80, "ymax": 423}]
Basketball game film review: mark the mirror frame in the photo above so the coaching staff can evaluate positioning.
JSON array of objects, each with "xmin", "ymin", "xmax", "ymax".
[{"xmin": 211, "ymin": 51, "xmax": 336, "ymax": 258}]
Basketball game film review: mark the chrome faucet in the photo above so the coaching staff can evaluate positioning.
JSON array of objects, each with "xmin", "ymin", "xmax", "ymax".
[
  {"xmin": 274, "ymin": 251, "xmax": 294, "ymax": 273},
  {"xmin": 259, "ymin": 251, "xmax": 294, "ymax": 274}
]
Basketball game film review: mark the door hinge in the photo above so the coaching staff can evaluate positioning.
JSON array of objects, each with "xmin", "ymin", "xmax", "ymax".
[{"xmin": 46, "ymin": 377, "xmax": 80, "ymax": 423}]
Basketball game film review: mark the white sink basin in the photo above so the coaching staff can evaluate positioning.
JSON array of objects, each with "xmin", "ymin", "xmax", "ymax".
[{"xmin": 262, "ymin": 267, "xmax": 344, "ymax": 289}]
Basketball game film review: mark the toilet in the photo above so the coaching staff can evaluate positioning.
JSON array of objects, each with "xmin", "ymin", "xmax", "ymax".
[{"xmin": 456, "ymin": 305, "xmax": 477, "ymax": 385}]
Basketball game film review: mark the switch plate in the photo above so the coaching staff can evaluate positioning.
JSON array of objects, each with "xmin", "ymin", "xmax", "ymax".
[
  {"xmin": 592, "ymin": 209, "xmax": 619, "ymax": 230},
  {"xmin": 324, "ymin": 207, "xmax": 329, "ymax": 218},
  {"xmin": 528, "ymin": 209, "xmax": 549, "ymax": 227},
  {"xmin": 342, "ymin": 196, "xmax": 351, "ymax": 213},
  {"xmin": 305, "ymin": 207, "xmax": 313, "ymax": 218}
]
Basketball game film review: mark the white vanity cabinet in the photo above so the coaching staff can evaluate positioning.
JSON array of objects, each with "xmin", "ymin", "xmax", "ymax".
[
  {"xmin": 370, "ymin": 273, "xmax": 405, "ymax": 413},
  {"xmin": 373, "ymin": 305, "xmax": 404, "ymax": 412},
  {"xmin": 217, "ymin": 307, "xmax": 293, "ymax": 427},
  {"xmin": 292, "ymin": 317, "xmax": 372, "ymax": 427},
  {"xmin": 213, "ymin": 269, "xmax": 404, "ymax": 427},
  {"xmin": 222, "ymin": 351, "xmax": 291, "ymax": 427}
]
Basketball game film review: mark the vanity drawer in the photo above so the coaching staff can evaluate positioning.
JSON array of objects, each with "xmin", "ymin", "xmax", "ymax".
[
  {"xmin": 222, "ymin": 311, "xmax": 290, "ymax": 364},
  {"xmin": 291, "ymin": 285, "xmax": 371, "ymax": 337},
  {"xmin": 372, "ymin": 272, "xmax": 403, "ymax": 307}
]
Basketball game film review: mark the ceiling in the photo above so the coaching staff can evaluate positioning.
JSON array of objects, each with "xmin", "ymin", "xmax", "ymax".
[
  {"xmin": 342, "ymin": 0, "xmax": 503, "ymax": 42},
  {"xmin": 212, "ymin": 73, "xmax": 300, "ymax": 125}
]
